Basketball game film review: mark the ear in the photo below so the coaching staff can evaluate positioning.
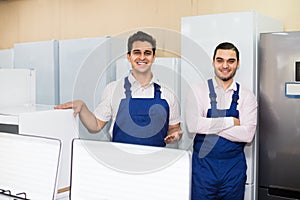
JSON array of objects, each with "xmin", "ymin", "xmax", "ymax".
[
  {"xmin": 126, "ymin": 53, "xmax": 131, "ymax": 62},
  {"xmin": 237, "ymin": 60, "xmax": 240, "ymax": 69}
]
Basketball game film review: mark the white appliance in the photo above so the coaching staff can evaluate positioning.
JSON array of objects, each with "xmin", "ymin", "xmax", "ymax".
[
  {"xmin": 13, "ymin": 40, "xmax": 59, "ymax": 105},
  {"xmin": 58, "ymin": 37, "xmax": 110, "ymax": 104},
  {"xmin": 0, "ymin": 67, "xmax": 79, "ymax": 199},
  {"xmin": 0, "ymin": 49, "xmax": 13, "ymax": 68},
  {"xmin": 70, "ymin": 139, "xmax": 191, "ymax": 200},
  {"xmin": 181, "ymin": 11, "xmax": 283, "ymax": 199},
  {"xmin": 0, "ymin": 68, "xmax": 35, "ymax": 106},
  {"xmin": 0, "ymin": 105, "xmax": 79, "ymax": 199},
  {"xmin": 0, "ymin": 132, "xmax": 61, "ymax": 200},
  {"xmin": 258, "ymin": 31, "xmax": 300, "ymax": 199},
  {"xmin": 58, "ymin": 37, "xmax": 111, "ymax": 141}
]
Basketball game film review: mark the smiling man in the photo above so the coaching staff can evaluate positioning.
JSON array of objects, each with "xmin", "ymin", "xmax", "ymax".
[
  {"xmin": 55, "ymin": 31, "xmax": 182, "ymax": 147},
  {"xmin": 185, "ymin": 42, "xmax": 258, "ymax": 200}
]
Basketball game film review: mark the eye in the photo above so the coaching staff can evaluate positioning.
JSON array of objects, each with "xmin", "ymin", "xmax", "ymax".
[
  {"xmin": 144, "ymin": 50, "xmax": 153, "ymax": 56},
  {"xmin": 216, "ymin": 58, "xmax": 224, "ymax": 63},
  {"xmin": 227, "ymin": 59, "xmax": 236, "ymax": 64},
  {"xmin": 132, "ymin": 50, "xmax": 141, "ymax": 55}
]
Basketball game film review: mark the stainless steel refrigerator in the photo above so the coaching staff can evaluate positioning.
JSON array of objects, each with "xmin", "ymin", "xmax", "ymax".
[{"xmin": 258, "ymin": 31, "xmax": 300, "ymax": 199}]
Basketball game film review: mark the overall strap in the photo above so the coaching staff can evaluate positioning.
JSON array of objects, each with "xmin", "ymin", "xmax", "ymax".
[
  {"xmin": 230, "ymin": 82, "xmax": 240, "ymax": 111},
  {"xmin": 154, "ymin": 83, "xmax": 162, "ymax": 99},
  {"xmin": 208, "ymin": 79, "xmax": 217, "ymax": 110},
  {"xmin": 124, "ymin": 76, "xmax": 132, "ymax": 98}
]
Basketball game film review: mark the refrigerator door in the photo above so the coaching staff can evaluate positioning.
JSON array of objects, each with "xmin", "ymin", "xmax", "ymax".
[
  {"xmin": 0, "ymin": 49, "xmax": 13, "ymax": 68},
  {"xmin": 0, "ymin": 68, "xmax": 36, "ymax": 106},
  {"xmin": 259, "ymin": 32, "xmax": 300, "ymax": 199},
  {"xmin": 59, "ymin": 37, "xmax": 109, "ymax": 104},
  {"xmin": 13, "ymin": 40, "xmax": 59, "ymax": 105},
  {"xmin": 58, "ymin": 37, "xmax": 111, "ymax": 141}
]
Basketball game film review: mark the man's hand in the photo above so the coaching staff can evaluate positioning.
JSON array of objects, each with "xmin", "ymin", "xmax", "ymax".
[
  {"xmin": 54, "ymin": 100, "xmax": 85, "ymax": 117},
  {"xmin": 164, "ymin": 129, "xmax": 183, "ymax": 144},
  {"xmin": 233, "ymin": 117, "xmax": 240, "ymax": 126}
]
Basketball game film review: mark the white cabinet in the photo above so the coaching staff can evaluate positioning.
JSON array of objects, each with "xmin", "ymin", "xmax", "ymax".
[{"xmin": 181, "ymin": 11, "xmax": 283, "ymax": 200}]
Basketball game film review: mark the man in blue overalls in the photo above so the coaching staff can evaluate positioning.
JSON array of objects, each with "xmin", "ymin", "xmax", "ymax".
[
  {"xmin": 55, "ymin": 31, "xmax": 182, "ymax": 146},
  {"xmin": 185, "ymin": 42, "xmax": 258, "ymax": 199}
]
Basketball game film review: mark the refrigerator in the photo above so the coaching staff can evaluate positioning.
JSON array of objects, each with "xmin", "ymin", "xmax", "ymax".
[
  {"xmin": 258, "ymin": 31, "xmax": 300, "ymax": 199},
  {"xmin": 181, "ymin": 11, "xmax": 283, "ymax": 199},
  {"xmin": 0, "ymin": 49, "xmax": 13, "ymax": 68},
  {"xmin": 13, "ymin": 40, "xmax": 60, "ymax": 105},
  {"xmin": 58, "ymin": 37, "xmax": 111, "ymax": 141},
  {"xmin": 0, "ymin": 68, "xmax": 36, "ymax": 134}
]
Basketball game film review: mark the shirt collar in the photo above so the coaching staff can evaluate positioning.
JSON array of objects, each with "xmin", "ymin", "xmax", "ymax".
[
  {"xmin": 212, "ymin": 77, "xmax": 237, "ymax": 91},
  {"xmin": 128, "ymin": 73, "xmax": 160, "ymax": 87}
]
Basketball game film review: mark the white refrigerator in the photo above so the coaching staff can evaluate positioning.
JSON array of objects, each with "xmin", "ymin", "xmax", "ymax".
[
  {"xmin": 13, "ymin": 40, "xmax": 60, "ymax": 105},
  {"xmin": 0, "ymin": 49, "xmax": 13, "ymax": 68},
  {"xmin": 181, "ymin": 11, "xmax": 283, "ymax": 199},
  {"xmin": 58, "ymin": 37, "xmax": 111, "ymax": 141}
]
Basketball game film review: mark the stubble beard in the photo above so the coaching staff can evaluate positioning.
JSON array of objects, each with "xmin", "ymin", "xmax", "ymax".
[{"xmin": 215, "ymin": 68, "xmax": 237, "ymax": 82}]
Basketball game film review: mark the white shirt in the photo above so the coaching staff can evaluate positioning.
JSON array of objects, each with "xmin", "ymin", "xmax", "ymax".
[
  {"xmin": 184, "ymin": 77, "xmax": 257, "ymax": 143},
  {"xmin": 94, "ymin": 73, "xmax": 181, "ymax": 137}
]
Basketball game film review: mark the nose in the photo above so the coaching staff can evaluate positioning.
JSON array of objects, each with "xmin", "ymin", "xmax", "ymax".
[
  {"xmin": 222, "ymin": 61, "xmax": 229, "ymax": 68},
  {"xmin": 139, "ymin": 53, "xmax": 146, "ymax": 60}
]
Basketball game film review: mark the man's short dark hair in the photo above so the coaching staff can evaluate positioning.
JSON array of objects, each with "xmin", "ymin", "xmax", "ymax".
[
  {"xmin": 127, "ymin": 31, "xmax": 156, "ymax": 55},
  {"xmin": 213, "ymin": 42, "xmax": 239, "ymax": 61}
]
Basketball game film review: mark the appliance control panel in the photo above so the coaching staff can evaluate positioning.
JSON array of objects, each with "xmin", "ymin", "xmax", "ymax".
[
  {"xmin": 296, "ymin": 61, "xmax": 300, "ymax": 81},
  {"xmin": 285, "ymin": 61, "xmax": 300, "ymax": 98}
]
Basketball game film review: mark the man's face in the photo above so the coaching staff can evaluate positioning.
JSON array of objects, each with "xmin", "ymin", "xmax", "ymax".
[
  {"xmin": 213, "ymin": 49, "xmax": 239, "ymax": 82},
  {"xmin": 127, "ymin": 41, "xmax": 155, "ymax": 74}
]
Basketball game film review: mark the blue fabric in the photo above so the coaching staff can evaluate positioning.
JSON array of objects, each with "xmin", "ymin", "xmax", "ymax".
[
  {"xmin": 192, "ymin": 79, "xmax": 246, "ymax": 200},
  {"xmin": 112, "ymin": 77, "xmax": 170, "ymax": 147}
]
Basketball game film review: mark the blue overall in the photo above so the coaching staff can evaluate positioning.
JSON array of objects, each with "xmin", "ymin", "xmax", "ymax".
[
  {"xmin": 112, "ymin": 77, "xmax": 170, "ymax": 147},
  {"xmin": 192, "ymin": 79, "xmax": 247, "ymax": 200}
]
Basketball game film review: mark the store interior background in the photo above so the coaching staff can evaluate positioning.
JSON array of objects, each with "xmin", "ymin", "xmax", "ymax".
[{"xmin": 1, "ymin": 1, "xmax": 300, "ymax": 200}]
